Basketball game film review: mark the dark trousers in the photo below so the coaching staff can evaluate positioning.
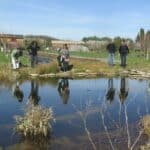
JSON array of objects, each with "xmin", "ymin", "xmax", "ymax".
[
  {"xmin": 31, "ymin": 55, "xmax": 38, "ymax": 68},
  {"xmin": 120, "ymin": 54, "xmax": 127, "ymax": 67},
  {"xmin": 62, "ymin": 61, "xmax": 69, "ymax": 72}
]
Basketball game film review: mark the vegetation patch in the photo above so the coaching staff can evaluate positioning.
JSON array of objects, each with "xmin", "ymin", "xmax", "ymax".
[
  {"xmin": 14, "ymin": 105, "xmax": 54, "ymax": 137},
  {"xmin": 141, "ymin": 116, "xmax": 150, "ymax": 137},
  {"xmin": 34, "ymin": 62, "xmax": 58, "ymax": 75},
  {"xmin": 139, "ymin": 116, "xmax": 150, "ymax": 150}
]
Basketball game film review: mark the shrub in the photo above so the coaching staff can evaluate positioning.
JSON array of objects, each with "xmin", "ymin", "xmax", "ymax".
[{"xmin": 14, "ymin": 105, "xmax": 54, "ymax": 137}]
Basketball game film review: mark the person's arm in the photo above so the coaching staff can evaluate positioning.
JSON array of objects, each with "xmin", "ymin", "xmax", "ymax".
[
  {"xmin": 119, "ymin": 46, "xmax": 121, "ymax": 54},
  {"xmin": 37, "ymin": 46, "xmax": 40, "ymax": 51},
  {"xmin": 127, "ymin": 46, "xmax": 129, "ymax": 53},
  {"xmin": 113, "ymin": 44, "xmax": 116, "ymax": 53},
  {"xmin": 27, "ymin": 45, "xmax": 32, "ymax": 54},
  {"xmin": 106, "ymin": 44, "xmax": 109, "ymax": 51}
]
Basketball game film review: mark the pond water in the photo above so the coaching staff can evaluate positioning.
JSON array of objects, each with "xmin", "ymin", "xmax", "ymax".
[{"xmin": 0, "ymin": 78, "xmax": 150, "ymax": 150}]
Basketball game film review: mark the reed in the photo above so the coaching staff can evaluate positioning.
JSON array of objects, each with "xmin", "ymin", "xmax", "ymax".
[{"xmin": 14, "ymin": 105, "xmax": 54, "ymax": 137}]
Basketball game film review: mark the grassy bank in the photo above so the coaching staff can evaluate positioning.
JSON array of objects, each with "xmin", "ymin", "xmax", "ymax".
[
  {"xmin": 51, "ymin": 50, "xmax": 150, "ymax": 70},
  {"xmin": 0, "ymin": 50, "xmax": 150, "ymax": 81}
]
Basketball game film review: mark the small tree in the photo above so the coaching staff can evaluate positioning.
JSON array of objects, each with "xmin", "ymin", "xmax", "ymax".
[{"xmin": 113, "ymin": 36, "xmax": 122, "ymax": 50}]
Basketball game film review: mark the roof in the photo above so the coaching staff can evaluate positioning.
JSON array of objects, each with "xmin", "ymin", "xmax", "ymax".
[
  {"xmin": 52, "ymin": 40, "xmax": 84, "ymax": 44},
  {"xmin": 0, "ymin": 34, "xmax": 23, "ymax": 39}
]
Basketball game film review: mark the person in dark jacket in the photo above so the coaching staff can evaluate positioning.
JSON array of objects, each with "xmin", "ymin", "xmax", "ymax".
[
  {"xmin": 119, "ymin": 39, "xmax": 129, "ymax": 67},
  {"xmin": 28, "ymin": 41, "xmax": 40, "ymax": 67},
  {"xmin": 106, "ymin": 40, "xmax": 116, "ymax": 66}
]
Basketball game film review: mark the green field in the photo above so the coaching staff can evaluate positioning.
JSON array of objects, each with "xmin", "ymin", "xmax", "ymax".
[
  {"xmin": 0, "ymin": 50, "xmax": 149, "ymax": 81},
  {"xmin": 49, "ymin": 49, "xmax": 150, "ymax": 70}
]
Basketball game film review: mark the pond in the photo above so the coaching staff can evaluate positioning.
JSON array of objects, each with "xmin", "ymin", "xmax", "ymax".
[{"xmin": 0, "ymin": 78, "xmax": 150, "ymax": 150}]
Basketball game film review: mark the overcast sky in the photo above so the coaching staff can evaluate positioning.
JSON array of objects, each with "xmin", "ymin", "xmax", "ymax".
[{"xmin": 0, "ymin": 0, "xmax": 150, "ymax": 40}]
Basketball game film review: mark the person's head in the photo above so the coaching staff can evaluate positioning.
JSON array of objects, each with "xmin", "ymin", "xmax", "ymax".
[
  {"xmin": 9, "ymin": 37, "xmax": 19, "ymax": 49},
  {"xmin": 31, "ymin": 41, "xmax": 38, "ymax": 47},
  {"xmin": 121, "ymin": 39, "xmax": 126, "ymax": 45},
  {"xmin": 11, "ymin": 37, "xmax": 17, "ymax": 42},
  {"xmin": 63, "ymin": 44, "xmax": 68, "ymax": 50},
  {"xmin": 18, "ymin": 49, "xmax": 23, "ymax": 56}
]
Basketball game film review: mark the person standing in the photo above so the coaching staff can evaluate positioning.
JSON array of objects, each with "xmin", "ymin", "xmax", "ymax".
[
  {"xmin": 28, "ymin": 41, "xmax": 40, "ymax": 67},
  {"xmin": 119, "ymin": 39, "xmax": 129, "ymax": 67},
  {"xmin": 61, "ymin": 44, "xmax": 70, "ymax": 72},
  {"xmin": 106, "ymin": 40, "xmax": 116, "ymax": 66}
]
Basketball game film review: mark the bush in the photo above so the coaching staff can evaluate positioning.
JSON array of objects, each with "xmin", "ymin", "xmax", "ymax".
[{"xmin": 14, "ymin": 105, "xmax": 54, "ymax": 137}]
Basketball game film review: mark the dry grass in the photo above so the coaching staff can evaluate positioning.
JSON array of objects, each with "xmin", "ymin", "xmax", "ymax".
[
  {"xmin": 14, "ymin": 105, "xmax": 54, "ymax": 137},
  {"xmin": 0, "ymin": 65, "xmax": 18, "ymax": 82},
  {"xmin": 139, "ymin": 116, "xmax": 150, "ymax": 150},
  {"xmin": 71, "ymin": 58, "xmax": 120, "ymax": 76},
  {"xmin": 141, "ymin": 115, "xmax": 150, "ymax": 137},
  {"xmin": 34, "ymin": 62, "xmax": 58, "ymax": 74}
]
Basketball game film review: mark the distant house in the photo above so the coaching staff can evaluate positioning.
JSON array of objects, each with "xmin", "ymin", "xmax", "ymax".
[
  {"xmin": 0, "ymin": 34, "xmax": 24, "ymax": 52},
  {"xmin": 0, "ymin": 34, "xmax": 57, "ymax": 51},
  {"xmin": 85, "ymin": 40, "xmax": 109, "ymax": 51},
  {"xmin": 0, "ymin": 34, "xmax": 24, "ymax": 44},
  {"xmin": 51, "ymin": 40, "xmax": 84, "ymax": 49}
]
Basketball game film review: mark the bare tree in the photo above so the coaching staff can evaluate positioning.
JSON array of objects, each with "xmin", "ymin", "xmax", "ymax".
[
  {"xmin": 139, "ymin": 28, "xmax": 145, "ymax": 53},
  {"xmin": 145, "ymin": 31, "xmax": 150, "ymax": 60}
]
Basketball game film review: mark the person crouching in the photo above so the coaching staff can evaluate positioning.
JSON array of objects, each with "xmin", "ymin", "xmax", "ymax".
[
  {"xmin": 11, "ymin": 49, "xmax": 22, "ymax": 69},
  {"xmin": 9, "ymin": 38, "xmax": 22, "ymax": 70}
]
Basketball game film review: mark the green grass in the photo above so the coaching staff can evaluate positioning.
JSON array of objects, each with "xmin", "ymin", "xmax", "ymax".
[
  {"xmin": 0, "ymin": 51, "xmax": 30, "ymax": 66},
  {"xmin": 0, "ymin": 52, "xmax": 10, "ymax": 64},
  {"xmin": 49, "ymin": 49, "xmax": 150, "ymax": 70},
  {"xmin": 49, "ymin": 49, "xmax": 107, "ymax": 58},
  {"xmin": 20, "ymin": 55, "xmax": 30, "ymax": 66},
  {"xmin": 70, "ymin": 50, "xmax": 107, "ymax": 58},
  {"xmin": 0, "ymin": 50, "xmax": 149, "ymax": 81}
]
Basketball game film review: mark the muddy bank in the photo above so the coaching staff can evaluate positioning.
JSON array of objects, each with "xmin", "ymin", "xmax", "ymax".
[{"xmin": 29, "ymin": 69, "xmax": 150, "ymax": 80}]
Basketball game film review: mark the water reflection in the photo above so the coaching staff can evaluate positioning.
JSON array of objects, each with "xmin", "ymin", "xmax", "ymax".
[
  {"xmin": 148, "ymin": 81, "xmax": 150, "ymax": 94},
  {"xmin": 106, "ymin": 78, "xmax": 115, "ymax": 103},
  {"xmin": 12, "ymin": 82, "xmax": 24, "ymax": 102},
  {"xmin": 119, "ymin": 77, "xmax": 129, "ymax": 104},
  {"xmin": 28, "ymin": 79, "xmax": 40, "ymax": 105},
  {"xmin": 0, "ymin": 78, "xmax": 149, "ymax": 149},
  {"xmin": 6, "ymin": 137, "xmax": 52, "ymax": 150},
  {"xmin": 57, "ymin": 78, "xmax": 70, "ymax": 104}
]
